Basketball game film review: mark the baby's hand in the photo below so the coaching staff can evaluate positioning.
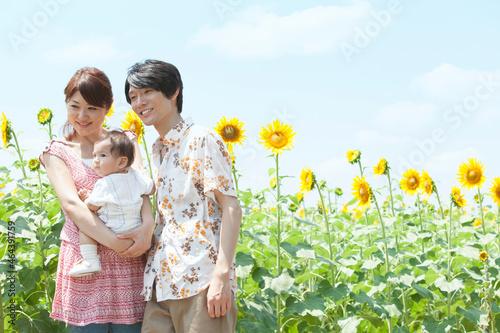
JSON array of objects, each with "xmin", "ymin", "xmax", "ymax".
[{"xmin": 78, "ymin": 189, "xmax": 90, "ymax": 202}]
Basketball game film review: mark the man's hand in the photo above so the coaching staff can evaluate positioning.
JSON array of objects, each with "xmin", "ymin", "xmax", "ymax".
[{"xmin": 206, "ymin": 274, "xmax": 232, "ymax": 318}]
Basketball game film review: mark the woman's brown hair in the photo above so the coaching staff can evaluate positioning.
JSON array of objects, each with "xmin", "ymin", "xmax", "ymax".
[{"xmin": 62, "ymin": 67, "xmax": 113, "ymax": 141}]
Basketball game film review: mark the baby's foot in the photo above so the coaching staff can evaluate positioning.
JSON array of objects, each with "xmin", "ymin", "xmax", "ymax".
[{"xmin": 69, "ymin": 258, "xmax": 101, "ymax": 277}]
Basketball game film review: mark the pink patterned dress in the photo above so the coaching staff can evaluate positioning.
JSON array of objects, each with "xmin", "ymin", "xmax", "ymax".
[{"xmin": 40, "ymin": 133, "xmax": 146, "ymax": 326}]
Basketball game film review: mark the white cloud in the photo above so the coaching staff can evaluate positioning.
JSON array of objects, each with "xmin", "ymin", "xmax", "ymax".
[
  {"xmin": 43, "ymin": 36, "xmax": 127, "ymax": 64},
  {"xmin": 375, "ymin": 102, "xmax": 439, "ymax": 131},
  {"xmin": 413, "ymin": 64, "xmax": 500, "ymax": 101},
  {"xmin": 356, "ymin": 130, "xmax": 409, "ymax": 145},
  {"xmin": 189, "ymin": 2, "xmax": 373, "ymax": 58},
  {"xmin": 424, "ymin": 148, "xmax": 479, "ymax": 175}
]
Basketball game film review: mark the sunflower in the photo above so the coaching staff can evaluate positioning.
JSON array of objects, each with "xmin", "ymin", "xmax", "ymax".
[
  {"xmin": 346, "ymin": 150, "xmax": 361, "ymax": 164},
  {"xmin": 457, "ymin": 158, "xmax": 486, "ymax": 190},
  {"xmin": 1, "ymin": 112, "xmax": 12, "ymax": 148},
  {"xmin": 420, "ymin": 170, "xmax": 434, "ymax": 198},
  {"xmin": 489, "ymin": 177, "xmax": 500, "ymax": 206},
  {"xmin": 121, "ymin": 110, "xmax": 144, "ymax": 143},
  {"xmin": 373, "ymin": 158, "xmax": 388, "ymax": 176},
  {"xmin": 400, "ymin": 169, "xmax": 421, "ymax": 196},
  {"xmin": 479, "ymin": 251, "xmax": 488, "ymax": 261},
  {"xmin": 342, "ymin": 203, "xmax": 348, "ymax": 214},
  {"xmin": 259, "ymin": 119, "xmax": 295, "ymax": 155},
  {"xmin": 270, "ymin": 177, "xmax": 277, "ymax": 189},
  {"xmin": 351, "ymin": 176, "xmax": 371, "ymax": 211},
  {"xmin": 37, "ymin": 108, "xmax": 53, "ymax": 125},
  {"xmin": 296, "ymin": 192, "xmax": 304, "ymax": 203},
  {"xmin": 334, "ymin": 187, "xmax": 343, "ymax": 196},
  {"xmin": 317, "ymin": 202, "xmax": 328, "ymax": 214},
  {"xmin": 451, "ymin": 186, "xmax": 467, "ymax": 208},
  {"xmin": 288, "ymin": 203, "xmax": 298, "ymax": 213},
  {"xmin": 298, "ymin": 208, "xmax": 305, "ymax": 218},
  {"xmin": 299, "ymin": 167, "xmax": 315, "ymax": 193},
  {"xmin": 106, "ymin": 105, "xmax": 115, "ymax": 119},
  {"xmin": 473, "ymin": 219, "xmax": 482, "ymax": 228},
  {"xmin": 28, "ymin": 158, "xmax": 40, "ymax": 172},
  {"xmin": 214, "ymin": 117, "xmax": 246, "ymax": 147}
]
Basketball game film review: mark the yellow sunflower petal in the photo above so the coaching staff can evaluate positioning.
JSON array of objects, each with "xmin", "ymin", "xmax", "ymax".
[
  {"xmin": 451, "ymin": 186, "xmax": 467, "ymax": 208},
  {"xmin": 121, "ymin": 110, "xmax": 144, "ymax": 143},
  {"xmin": 1, "ymin": 112, "xmax": 12, "ymax": 148},
  {"xmin": 351, "ymin": 176, "xmax": 371, "ymax": 211},
  {"xmin": 259, "ymin": 119, "xmax": 296, "ymax": 155},
  {"xmin": 457, "ymin": 158, "xmax": 486, "ymax": 190},
  {"xmin": 346, "ymin": 150, "xmax": 361, "ymax": 164},
  {"xmin": 420, "ymin": 170, "xmax": 434, "ymax": 198},
  {"xmin": 214, "ymin": 117, "xmax": 246, "ymax": 146},
  {"xmin": 373, "ymin": 158, "xmax": 387, "ymax": 176},
  {"xmin": 299, "ymin": 167, "xmax": 315, "ymax": 193},
  {"xmin": 400, "ymin": 169, "xmax": 421, "ymax": 196},
  {"xmin": 489, "ymin": 177, "xmax": 500, "ymax": 206}
]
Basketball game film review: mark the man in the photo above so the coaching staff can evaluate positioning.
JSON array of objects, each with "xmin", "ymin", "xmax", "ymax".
[{"xmin": 125, "ymin": 59, "xmax": 241, "ymax": 332}]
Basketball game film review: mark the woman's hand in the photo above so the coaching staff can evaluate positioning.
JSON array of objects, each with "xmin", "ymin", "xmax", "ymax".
[{"xmin": 117, "ymin": 223, "xmax": 153, "ymax": 257}]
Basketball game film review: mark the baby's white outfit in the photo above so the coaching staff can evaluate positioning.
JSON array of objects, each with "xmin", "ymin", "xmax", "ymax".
[{"xmin": 88, "ymin": 169, "xmax": 154, "ymax": 235}]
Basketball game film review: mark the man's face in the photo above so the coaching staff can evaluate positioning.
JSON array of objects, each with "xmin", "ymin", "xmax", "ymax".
[{"xmin": 128, "ymin": 87, "xmax": 176, "ymax": 128}]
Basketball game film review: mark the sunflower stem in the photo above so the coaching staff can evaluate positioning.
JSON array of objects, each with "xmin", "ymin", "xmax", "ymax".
[
  {"xmin": 435, "ymin": 190, "xmax": 446, "ymax": 220},
  {"xmin": 386, "ymin": 169, "xmax": 398, "ymax": 252},
  {"xmin": 416, "ymin": 193, "xmax": 425, "ymax": 255},
  {"xmin": 316, "ymin": 185, "xmax": 335, "ymax": 286},
  {"xmin": 11, "ymin": 130, "xmax": 27, "ymax": 179},
  {"xmin": 357, "ymin": 160, "xmax": 364, "ymax": 177},
  {"xmin": 373, "ymin": 196, "xmax": 393, "ymax": 333},
  {"xmin": 140, "ymin": 133, "xmax": 156, "ymax": 217},
  {"xmin": 37, "ymin": 169, "xmax": 52, "ymax": 310},
  {"xmin": 478, "ymin": 187, "xmax": 486, "ymax": 237},
  {"xmin": 386, "ymin": 170, "xmax": 396, "ymax": 217},
  {"xmin": 274, "ymin": 154, "xmax": 282, "ymax": 333},
  {"xmin": 447, "ymin": 202, "xmax": 453, "ymax": 320}
]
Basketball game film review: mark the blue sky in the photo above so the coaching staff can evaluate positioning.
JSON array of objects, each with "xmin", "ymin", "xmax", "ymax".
[{"xmin": 1, "ymin": 0, "xmax": 500, "ymax": 210}]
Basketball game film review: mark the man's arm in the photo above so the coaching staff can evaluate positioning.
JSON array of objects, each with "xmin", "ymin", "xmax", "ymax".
[{"xmin": 207, "ymin": 189, "xmax": 242, "ymax": 318}]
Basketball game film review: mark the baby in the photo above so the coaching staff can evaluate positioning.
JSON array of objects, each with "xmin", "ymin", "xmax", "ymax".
[{"xmin": 69, "ymin": 130, "xmax": 154, "ymax": 277}]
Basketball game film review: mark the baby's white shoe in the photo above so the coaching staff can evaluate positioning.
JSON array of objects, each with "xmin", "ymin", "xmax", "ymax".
[{"xmin": 69, "ymin": 258, "xmax": 101, "ymax": 277}]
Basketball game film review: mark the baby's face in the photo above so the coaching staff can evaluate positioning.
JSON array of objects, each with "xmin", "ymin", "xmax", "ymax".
[{"xmin": 92, "ymin": 139, "xmax": 122, "ymax": 177}]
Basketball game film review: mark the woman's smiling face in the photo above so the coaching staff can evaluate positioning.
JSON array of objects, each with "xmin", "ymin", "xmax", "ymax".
[{"xmin": 66, "ymin": 90, "xmax": 108, "ymax": 138}]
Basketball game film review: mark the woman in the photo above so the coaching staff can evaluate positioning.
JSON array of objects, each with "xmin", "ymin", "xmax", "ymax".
[{"xmin": 40, "ymin": 67, "xmax": 154, "ymax": 332}]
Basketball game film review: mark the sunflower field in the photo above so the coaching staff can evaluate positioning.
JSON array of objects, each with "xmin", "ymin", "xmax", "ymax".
[{"xmin": 2, "ymin": 109, "xmax": 500, "ymax": 332}]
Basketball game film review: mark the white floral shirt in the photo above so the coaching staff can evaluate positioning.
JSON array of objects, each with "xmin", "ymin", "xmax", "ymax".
[{"xmin": 143, "ymin": 118, "xmax": 238, "ymax": 301}]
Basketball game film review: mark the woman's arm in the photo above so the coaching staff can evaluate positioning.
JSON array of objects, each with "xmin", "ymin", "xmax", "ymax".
[
  {"xmin": 118, "ymin": 195, "xmax": 155, "ymax": 257},
  {"xmin": 118, "ymin": 135, "xmax": 156, "ymax": 257},
  {"xmin": 44, "ymin": 153, "xmax": 133, "ymax": 252}
]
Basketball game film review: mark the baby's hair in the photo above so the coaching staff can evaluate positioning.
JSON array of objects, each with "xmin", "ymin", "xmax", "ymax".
[{"xmin": 97, "ymin": 130, "xmax": 135, "ymax": 168}]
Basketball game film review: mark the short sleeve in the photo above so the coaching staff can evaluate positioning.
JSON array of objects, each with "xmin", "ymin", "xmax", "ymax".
[
  {"xmin": 39, "ymin": 140, "xmax": 70, "ymax": 168},
  {"xmin": 201, "ymin": 131, "xmax": 236, "ymax": 201},
  {"xmin": 87, "ymin": 178, "xmax": 115, "ymax": 207}
]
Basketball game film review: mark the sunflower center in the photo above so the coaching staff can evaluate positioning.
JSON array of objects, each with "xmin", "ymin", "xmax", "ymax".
[
  {"xmin": 130, "ymin": 123, "xmax": 138, "ymax": 132},
  {"xmin": 425, "ymin": 181, "xmax": 431, "ymax": 192},
  {"xmin": 359, "ymin": 186, "xmax": 366, "ymax": 198},
  {"xmin": 496, "ymin": 188, "xmax": 500, "ymax": 198},
  {"xmin": 270, "ymin": 132, "xmax": 287, "ymax": 148},
  {"xmin": 408, "ymin": 177, "xmax": 418, "ymax": 189},
  {"xmin": 223, "ymin": 126, "xmax": 238, "ymax": 141},
  {"xmin": 467, "ymin": 170, "xmax": 479, "ymax": 183}
]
